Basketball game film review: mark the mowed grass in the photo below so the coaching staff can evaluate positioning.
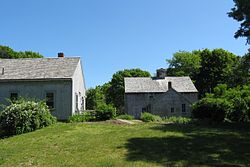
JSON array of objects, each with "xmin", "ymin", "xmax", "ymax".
[{"xmin": 0, "ymin": 122, "xmax": 250, "ymax": 167}]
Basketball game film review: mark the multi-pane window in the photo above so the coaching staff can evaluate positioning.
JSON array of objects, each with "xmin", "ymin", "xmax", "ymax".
[
  {"xmin": 46, "ymin": 92, "xmax": 54, "ymax": 109},
  {"xmin": 182, "ymin": 104, "xmax": 186, "ymax": 113},
  {"xmin": 10, "ymin": 92, "xmax": 18, "ymax": 101}
]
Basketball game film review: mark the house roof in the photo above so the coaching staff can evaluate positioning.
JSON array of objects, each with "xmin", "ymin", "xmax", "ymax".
[
  {"xmin": 0, "ymin": 57, "xmax": 80, "ymax": 80},
  {"xmin": 124, "ymin": 77, "xmax": 198, "ymax": 93}
]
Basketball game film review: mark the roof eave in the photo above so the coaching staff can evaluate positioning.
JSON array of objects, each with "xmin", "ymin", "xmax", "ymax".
[{"xmin": 0, "ymin": 78, "xmax": 73, "ymax": 82}]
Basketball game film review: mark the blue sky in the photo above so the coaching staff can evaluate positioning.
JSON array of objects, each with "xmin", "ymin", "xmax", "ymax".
[{"xmin": 0, "ymin": 0, "xmax": 249, "ymax": 88}]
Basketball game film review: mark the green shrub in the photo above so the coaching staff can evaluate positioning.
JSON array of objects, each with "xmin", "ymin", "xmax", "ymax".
[
  {"xmin": 0, "ymin": 98, "xmax": 56, "ymax": 136},
  {"xmin": 69, "ymin": 111, "xmax": 96, "ymax": 123},
  {"xmin": 140, "ymin": 112, "xmax": 162, "ymax": 122},
  {"xmin": 192, "ymin": 98, "xmax": 231, "ymax": 122},
  {"xmin": 163, "ymin": 116, "xmax": 192, "ymax": 124},
  {"xmin": 116, "ymin": 114, "xmax": 134, "ymax": 120},
  {"xmin": 226, "ymin": 97, "xmax": 249, "ymax": 122},
  {"xmin": 95, "ymin": 104, "xmax": 116, "ymax": 121}
]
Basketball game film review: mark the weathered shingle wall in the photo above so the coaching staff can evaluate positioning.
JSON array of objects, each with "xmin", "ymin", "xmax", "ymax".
[
  {"xmin": 125, "ymin": 90, "xmax": 198, "ymax": 118},
  {"xmin": 0, "ymin": 80, "xmax": 72, "ymax": 120}
]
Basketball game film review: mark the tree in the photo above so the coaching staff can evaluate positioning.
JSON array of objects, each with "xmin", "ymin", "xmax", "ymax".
[
  {"xmin": 0, "ymin": 45, "xmax": 43, "ymax": 59},
  {"xmin": 231, "ymin": 52, "xmax": 250, "ymax": 86},
  {"xmin": 228, "ymin": 0, "xmax": 250, "ymax": 44},
  {"xmin": 195, "ymin": 49, "xmax": 238, "ymax": 97},
  {"xmin": 107, "ymin": 69, "xmax": 151, "ymax": 114},
  {"xmin": 86, "ymin": 84, "xmax": 110, "ymax": 110},
  {"xmin": 166, "ymin": 50, "xmax": 201, "ymax": 80}
]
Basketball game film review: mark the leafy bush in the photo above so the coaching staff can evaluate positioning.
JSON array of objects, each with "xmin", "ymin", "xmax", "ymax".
[
  {"xmin": 0, "ymin": 98, "xmax": 56, "ymax": 136},
  {"xmin": 192, "ymin": 98, "xmax": 231, "ymax": 122},
  {"xmin": 140, "ymin": 112, "xmax": 162, "ymax": 122},
  {"xmin": 116, "ymin": 114, "xmax": 134, "ymax": 120},
  {"xmin": 69, "ymin": 104, "xmax": 116, "ymax": 123},
  {"xmin": 69, "ymin": 111, "xmax": 96, "ymax": 123},
  {"xmin": 193, "ymin": 84, "xmax": 250, "ymax": 123},
  {"xmin": 163, "ymin": 116, "xmax": 192, "ymax": 124},
  {"xmin": 95, "ymin": 104, "xmax": 116, "ymax": 121}
]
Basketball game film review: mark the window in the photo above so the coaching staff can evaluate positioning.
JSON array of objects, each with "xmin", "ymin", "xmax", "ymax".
[
  {"xmin": 46, "ymin": 92, "xmax": 55, "ymax": 109},
  {"xmin": 182, "ymin": 104, "xmax": 186, "ymax": 113},
  {"xmin": 10, "ymin": 92, "xmax": 18, "ymax": 101},
  {"xmin": 146, "ymin": 104, "xmax": 151, "ymax": 112},
  {"xmin": 75, "ymin": 93, "xmax": 79, "ymax": 112},
  {"xmin": 142, "ymin": 104, "xmax": 151, "ymax": 113},
  {"xmin": 142, "ymin": 107, "xmax": 146, "ymax": 112},
  {"xmin": 171, "ymin": 107, "xmax": 174, "ymax": 113}
]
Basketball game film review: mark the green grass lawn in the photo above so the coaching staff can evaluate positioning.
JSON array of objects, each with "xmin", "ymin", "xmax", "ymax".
[{"xmin": 0, "ymin": 122, "xmax": 250, "ymax": 167}]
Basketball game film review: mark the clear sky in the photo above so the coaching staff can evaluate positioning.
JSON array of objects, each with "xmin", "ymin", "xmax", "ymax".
[{"xmin": 1, "ymin": 0, "xmax": 249, "ymax": 88}]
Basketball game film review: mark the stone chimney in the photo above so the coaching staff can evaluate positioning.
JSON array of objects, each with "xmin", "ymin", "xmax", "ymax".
[
  {"xmin": 156, "ymin": 68, "xmax": 167, "ymax": 79},
  {"xmin": 168, "ymin": 81, "xmax": 172, "ymax": 89},
  {"xmin": 58, "ymin": 52, "xmax": 64, "ymax": 58}
]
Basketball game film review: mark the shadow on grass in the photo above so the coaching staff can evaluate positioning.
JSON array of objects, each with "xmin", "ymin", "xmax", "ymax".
[{"xmin": 125, "ymin": 123, "xmax": 250, "ymax": 166}]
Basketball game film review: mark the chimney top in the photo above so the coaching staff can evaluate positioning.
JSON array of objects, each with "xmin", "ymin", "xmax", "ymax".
[
  {"xmin": 168, "ymin": 81, "xmax": 172, "ymax": 89},
  {"xmin": 156, "ymin": 68, "xmax": 167, "ymax": 79},
  {"xmin": 58, "ymin": 52, "xmax": 64, "ymax": 58}
]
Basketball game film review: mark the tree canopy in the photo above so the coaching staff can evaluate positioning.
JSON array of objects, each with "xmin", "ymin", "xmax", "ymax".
[
  {"xmin": 195, "ymin": 49, "xmax": 238, "ymax": 97},
  {"xmin": 0, "ymin": 45, "xmax": 43, "ymax": 59},
  {"xmin": 166, "ymin": 50, "xmax": 201, "ymax": 80},
  {"xmin": 166, "ymin": 49, "xmax": 239, "ymax": 97},
  {"xmin": 228, "ymin": 0, "xmax": 250, "ymax": 44},
  {"xmin": 86, "ymin": 83, "xmax": 111, "ymax": 110}
]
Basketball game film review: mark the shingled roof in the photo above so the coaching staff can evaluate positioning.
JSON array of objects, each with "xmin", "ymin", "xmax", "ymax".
[
  {"xmin": 124, "ymin": 77, "xmax": 198, "ymax": 93},
  {"xmin": 0, "ymin": 57, "xmax": 80, "ymax": 80}
]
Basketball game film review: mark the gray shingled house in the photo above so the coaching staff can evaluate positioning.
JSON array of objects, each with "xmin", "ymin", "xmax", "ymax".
[
  {"xmin": 124, "ymin": 73, "xmax": 198, "ymax": 118},
  {"xmin": 0, "ymin": 53, "xmax": 86, "ymax": 120}
]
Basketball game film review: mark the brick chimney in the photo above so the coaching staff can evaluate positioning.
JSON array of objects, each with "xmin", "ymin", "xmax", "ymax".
[
  {"xmin": 168, "ymin": 81, "xmax": 172, "ymax": 89},
  {"xmin": 58, "ymin": 52, "xmax": 64, "ymax": 58},
  {"xmin": 156, "ymin": 68, "xmax": 167, "ymax": 79}
]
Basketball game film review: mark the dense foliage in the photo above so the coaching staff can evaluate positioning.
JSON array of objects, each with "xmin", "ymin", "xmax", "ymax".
[
  {"xmin": 166, "ymin": 48, "xmax": 240, "ymax": 97},
  {"xmin": 162, "ymin": 116, "xmax": 192, "ymax": 124},
  {"xmin": 69, "ymin": 111, "xmax": 96, "ymax": 122},
  {"xmin": 193, "ymin": 84, "xmax": 250, "ymax": 122},
  {"xmin": 166, "ymin": 50, "xmax": 201, "ymax": 80},
  {"xmin": 0, "ymin": 98, "xmax": 56, "ymax": 136},
  {"xmin": 86, "ymin": 83, "xmax": 111, "ymax": 110},
  {"xmin": 192, "ymin": 97, "xmax": 230, "ymax": 122},
  {"xmin": 95, "ymin": 103, "xmax": 116, "ymax": 121},
  {"xmin": 140, "ymin": 112, "xmax": 162, "ymax": 122},
  {"xmin": 69, "ymin": 104, "xmax": 116, "ymax": 122},
  {"xmin": 196, "ymin": 49, "xmax": 238, "ymax": 97},
  {"xmin": 228, "ymin": 0, "xmax": 250, "ymax": 44},
  {"xmin": 116, "ymin": 114, "xmax": 134, "ymax": 120},
  {"xmin": 0, "ymin": 45, "xmax": 43, "ymax": 59}
]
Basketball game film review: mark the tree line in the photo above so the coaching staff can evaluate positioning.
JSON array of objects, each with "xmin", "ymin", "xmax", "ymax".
[{"xmin": 86, "ymin": 0, "xmax": 250, "ymax": 120}]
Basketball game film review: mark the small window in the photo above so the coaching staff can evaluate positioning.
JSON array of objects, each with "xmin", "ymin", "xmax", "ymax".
[
  {"xmin": 182, "ymin": 104, "xmax": 186, "ymax": 113},
  {"xmin": 10, "ymin": 93, "xmax": 18, "ymax": 101},
  {"xmin": 171, "ymin": 107, "xmax": 174, "ymax": 113},
  {"xmin": 147, "ymin": 104, "xmax": 151, "ymax": 112},
  {"xmin": 46, "ymin": 92, "xmax": 55, "ymax": 109},
  {"xmin": 142, "ymin": 107, "xmax": 146, "ymax": 112}
]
